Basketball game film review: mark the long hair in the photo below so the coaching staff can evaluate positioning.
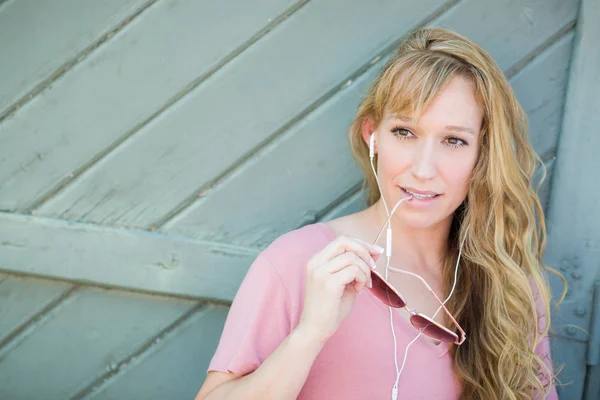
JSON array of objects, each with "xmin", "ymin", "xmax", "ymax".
[{"xmin": 348, "ymin": 27, "xmax": 565, "ymax": 399}]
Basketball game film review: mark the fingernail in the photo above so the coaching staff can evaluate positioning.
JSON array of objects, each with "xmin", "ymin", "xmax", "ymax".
[
  {"xmin": 370, "ymin": 259, "xmax": 377, "ymax": 269},
  {"xmin": 373, "ymin": 245, "xmax": 384, "ymax": 254},
  {"xmin": 369, "ymin": 281, "xmax": 373, "ymax": 289}
]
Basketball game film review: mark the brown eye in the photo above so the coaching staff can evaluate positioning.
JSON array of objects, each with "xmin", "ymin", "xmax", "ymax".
[
  {"xmin": 446, "ymin": 137, "xmax": 467, "ymax": 148},
  {"xmin": 391, "ymin": 127, "xmax": 414, "ymax": 138}
]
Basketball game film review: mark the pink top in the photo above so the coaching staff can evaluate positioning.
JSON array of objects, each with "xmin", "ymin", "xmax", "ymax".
[{"xmin": 208, "ymin": 222, "xmax": 558, "ymax": 399}]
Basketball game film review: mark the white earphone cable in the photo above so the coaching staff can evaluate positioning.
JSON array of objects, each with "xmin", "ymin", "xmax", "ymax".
[{"xmin": 368, "ymin": 133, "xmax": 467, "ymax": 400}]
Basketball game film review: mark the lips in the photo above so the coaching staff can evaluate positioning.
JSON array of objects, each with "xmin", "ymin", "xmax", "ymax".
[{"xmin": 401, "ymin": 187, "xmax": 442, "ymax": 199}]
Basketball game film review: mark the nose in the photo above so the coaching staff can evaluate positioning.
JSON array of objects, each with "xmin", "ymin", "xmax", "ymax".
[{"xmin": 410, "ymin": 139, "xmax": 437, "ymax": 180}]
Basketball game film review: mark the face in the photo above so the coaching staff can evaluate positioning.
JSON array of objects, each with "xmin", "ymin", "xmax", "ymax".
[{"xmin": 363, "ymin": 75, "xmax": 483, "ymax": 230}]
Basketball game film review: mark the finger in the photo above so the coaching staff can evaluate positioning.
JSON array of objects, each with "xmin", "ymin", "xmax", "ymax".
[
  {"xmin": 329, "ymin": 265, "xmax": 368, "ymax": 294},
  {"xmin": 326, "ymin": 253, "xmax": 372, "ymax": 288},
  {"xmin": 353, "ymin": 237, "xmax": 385, "ymax": 260},
  {"xmin": 316, "ymin": 236, "xmax": 382, "ymax": 271}
]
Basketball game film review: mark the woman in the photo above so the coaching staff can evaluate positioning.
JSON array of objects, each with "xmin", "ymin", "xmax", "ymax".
[{"xmin": 196, "ymin": 27, "xmax": 563, "ymax": 399}]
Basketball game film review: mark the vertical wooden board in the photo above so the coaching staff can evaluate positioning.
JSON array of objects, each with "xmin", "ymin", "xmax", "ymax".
[
  {"xmin": 88, "ymin": 304, "xmax": 229, "ymax": 400},
  {"xmin": 535, "ymin": 158, "xmax": 555, "ymax": 213},
  {"xmin": 431, "ymin": 0, "xmax": 579, "ymax": 71},
  {"xmin": 35, "ymin": 0, "xmax": 448, "ymax": 227},
  {"xmin": 0, "ymin": 287, "xmax": 195, "ymax": 400},
  {"xmin": 0, "ymin": 0, "xmax": 149, "ymax": 115},
  {"xmin": 162, "ymin": 56, "xmax": 384, "ymax": 247},
  {"xmin": 550, "ymin": 338, "xmax": 588, "ymax": 398},
  {"xmin": 543, "ymin": 0, "xmax": 600, "ymax": 396},
  {"xmin": 0, "ymin": 0, "xmax": 297, "ymax": 212},
  {"xmin": 0, "ymin": 275, "xmax": 70, "ymax": 344},
  {"xmin": 511, "ymin": 32, "xmax": 574, "ymax": 157}
]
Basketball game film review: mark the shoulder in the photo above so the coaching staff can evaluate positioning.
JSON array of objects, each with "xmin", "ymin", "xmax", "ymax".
[{"xmin": 260, "ymin": 222, "xmax": 335, "ymax": 271}]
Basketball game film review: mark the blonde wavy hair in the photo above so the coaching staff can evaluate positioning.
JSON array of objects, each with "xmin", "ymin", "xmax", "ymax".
[{"xmin": 348, "ymin": 27, "xmax": 565, "ymax": 399}]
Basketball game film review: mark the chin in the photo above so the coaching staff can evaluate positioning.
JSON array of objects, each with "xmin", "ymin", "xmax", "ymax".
[{"xmin": 396, "ymin": 207, "xmax": 456, "ymax": 230}]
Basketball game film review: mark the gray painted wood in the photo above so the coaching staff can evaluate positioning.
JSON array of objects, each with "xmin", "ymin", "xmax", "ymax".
[
  {"xmin": 0, "ymin": 286, "xmax": 195, "ymax": 400},
  {"xmin": 0, "ymin": 212, "xmax": 257, "ymax": 301},
  {"xmin": 0, "ymin": 0, "xmax": 296, "ymax": 212},
  {"xmin": 162, "ymin": 55, "xmax": 379, "ymax": 247},
  {"xmin": 0, "ymin": 275, "xmax": 70, "ymax": 345},
  {"xmin": 87, "ymin": 304, "xmax": 228, "ymax": 400},
  {"xmin": 34, "ymin": 0, "xmax": 448, "ymax": 228},
  {"xmin": 511, "ymin": 32, "xmax": 574, "ymax": 158},
  {"xmin": 0, "ymin": 1, "xmax": 591, "ymax": 398},
  {"xmin": 37, "ymin": 0, "xmax": 578, "ymax": 237},
  {"xmin": 163, "ymin": 7, "xmax": 573, "ymax": 248},
  {"xmin": 319, "ymin": 189, "xmax": 368, "ymax": 223},
  {"xmin": 430, "ymin": 0, "xmax": 578, "ymax": 71},
  {"xmin": 0, "ymin": 0, "xmax": 149, "ymax": 116},
  {"xmin": 535, "ymin": 158, "xmax": 555, "ymax": 213},
  {"xmin": 542, "ymin": 0, "xmax": 600, "ymax": 397}
]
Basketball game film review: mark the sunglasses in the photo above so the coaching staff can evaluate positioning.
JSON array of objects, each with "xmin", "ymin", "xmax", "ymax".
[{"xmin": 366, "ymin": 199, "xmax": 466, "ymax": 345}]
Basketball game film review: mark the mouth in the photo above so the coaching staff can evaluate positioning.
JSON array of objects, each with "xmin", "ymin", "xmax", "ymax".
[{"xmin": 401, "ymin": 187, "xmax": 442, "ymax": 201}]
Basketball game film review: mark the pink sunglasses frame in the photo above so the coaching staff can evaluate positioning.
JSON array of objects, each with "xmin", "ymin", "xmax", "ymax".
[{"xmin": 368, "ymin": 267, "xmax": 466, "ymax": 345}]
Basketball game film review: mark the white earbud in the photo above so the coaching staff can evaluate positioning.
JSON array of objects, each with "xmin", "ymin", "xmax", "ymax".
[{"xmin": 369, "ymin": 133, "xmax": 375, "ymax": 158}]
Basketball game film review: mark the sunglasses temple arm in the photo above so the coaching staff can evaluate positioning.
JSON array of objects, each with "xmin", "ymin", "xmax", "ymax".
[{"xmin": 387, "ymin": 266, "xmax": 466, "ymax": 339}]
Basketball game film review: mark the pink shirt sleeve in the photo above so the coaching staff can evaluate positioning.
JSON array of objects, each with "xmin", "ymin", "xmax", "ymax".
[{"xmin": 208, "ymin": 252, "xmax": 292, "ymax": 376}]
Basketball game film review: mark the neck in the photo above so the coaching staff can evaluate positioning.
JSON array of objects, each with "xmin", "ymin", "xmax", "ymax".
[{"xmin": 368, "ymin": 198, "xmax": 452, "ymax": 275}]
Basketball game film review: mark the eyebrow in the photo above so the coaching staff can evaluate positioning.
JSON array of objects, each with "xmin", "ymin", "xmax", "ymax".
[
  {"xmin": 388, "ymin": 114, "xmax": 477, "ymax": 136},
  {"xmin": 444, "ymin": 125, "xmax": 477, "ymax": 136}
]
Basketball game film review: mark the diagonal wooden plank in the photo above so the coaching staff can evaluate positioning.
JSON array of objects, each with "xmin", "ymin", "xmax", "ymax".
[
  {"xmin": 161, "ymin": 53, "xmax": 385, "ymax": 247},
  {"xmin": 35, "ymin": 0, "xmax": 452, "ymax": 228},
  {"xmin": 318, "ymin": 187, "xmax": 367, "ymax": 224},
  {"xmin": 0, "ymin": 0, "xmax": 151, "ymax": 118},
  {"xmin": 0, "ymin": 286, "xmax": 196, "ymax": 400},
  {"xmin": 0, "ymin": 0, "xmax": 299, "ymax": 212},
  {"xmin": 0, "ymin": 212, "xmax": 257, "ymax": 302},
  {"xmin": 75, "ymin": 303, "xmax": 228, "ymax": 400},
  {"xmin": 161, "ymin": 10, "xmax": 576, "ymax": 248},
  {"xmin": 0, "ymin": 285, "xmax": 77, "ymax": 358},
  {"xmin": 37, "ymin": 0, "xmax": 579, "ymax": 236},
  {"xmin": 510, "ymin": 31, "xmax": 574, "ymax": 158},
  {"xmin": 0, "ymin": 275, "xmax": 72, "ymax": 346}
]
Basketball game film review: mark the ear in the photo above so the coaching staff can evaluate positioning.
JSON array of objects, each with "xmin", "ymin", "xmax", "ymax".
[{"xmin": 361, "ymin": 117, "xmax": 378, "ymax": 154}]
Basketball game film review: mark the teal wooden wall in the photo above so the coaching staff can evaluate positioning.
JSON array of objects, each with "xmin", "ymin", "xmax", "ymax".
[{"xmin": 1, "ymin": 0, "xmax": 598, "ymax": 399}]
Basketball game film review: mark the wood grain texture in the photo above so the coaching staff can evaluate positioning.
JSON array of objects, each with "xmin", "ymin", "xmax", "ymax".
[
  {"xmin": 0, "ymin": 286, "xmax": 195, "ymax": 400},
  {"xmin": 512, "ymin": 32, "xmax": 574, "ymax": 158},
  {"xmin": 0, "ymin": 275, "xmax": 70, "ymax": 345},
  {"xmin": 34, "ymin": 0, "xmax": 448, "ymax": 227},
  {"xmin": 85, "ymin": 304, "xmax": 228, "ymax": 400},
  {"xmin": 161, "ymin": 55, "xmax": 383, "ymax": 247},
  {"xmin": 0, "ymin": 212, "xmax": 257, "ymax": 301},
  {"xmin": 0, "ymin": 0, "xmax": 297, "ymax": 212},
  {"xmin": 162, "ymin": 1, "xmax": 575, "ymax": 248},
  {"xmin": 0, "ymin": 0, "xmax": 149, "ymax": 116}
]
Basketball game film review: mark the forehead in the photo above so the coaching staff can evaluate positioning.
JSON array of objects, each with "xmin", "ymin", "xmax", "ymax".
[{"xmin": 384, "ymin": 75, "xmax": 483, "ymax": 134}]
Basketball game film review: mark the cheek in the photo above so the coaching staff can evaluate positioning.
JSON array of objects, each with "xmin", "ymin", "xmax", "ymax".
[
  {"xmin": 377, "ymin": 145, "xmax": 411, "ymax": 176},
  {"xmin": 444, "ymin": 159, "xmax": 476, "ymax": 196}
]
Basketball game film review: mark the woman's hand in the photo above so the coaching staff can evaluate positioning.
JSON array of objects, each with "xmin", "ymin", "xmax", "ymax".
[{"xmin": 297, "ymin": 236, "xmax": 384, "ymax": 344}]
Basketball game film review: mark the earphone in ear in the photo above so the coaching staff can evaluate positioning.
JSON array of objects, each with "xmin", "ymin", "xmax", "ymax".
[{"xmin": 369, "ymin": 133, "xmax": 375, "ymax": 158}]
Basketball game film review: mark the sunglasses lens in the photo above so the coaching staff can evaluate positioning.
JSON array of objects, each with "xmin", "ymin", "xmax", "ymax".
[
  {"xmin": 410, "ymin": 314, "xmax": 458, "ymax": 343},
  {"xmin": 369, "ymin": 272, "xmax": 406, "ymax": 308}
]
